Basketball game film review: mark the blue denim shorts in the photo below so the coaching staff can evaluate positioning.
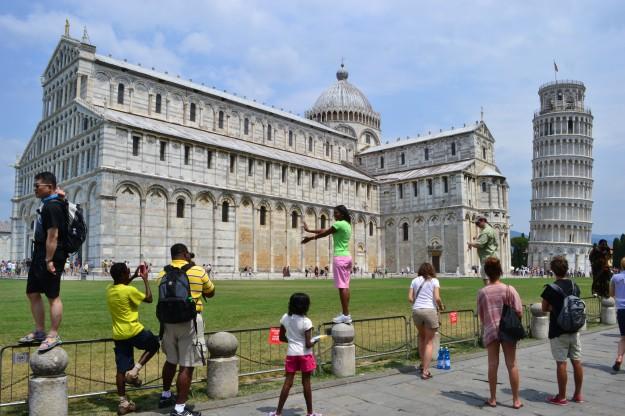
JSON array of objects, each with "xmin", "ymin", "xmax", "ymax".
[{"xmin": 114, "ymin": 329, "xmax": 159, "ymax": 372}]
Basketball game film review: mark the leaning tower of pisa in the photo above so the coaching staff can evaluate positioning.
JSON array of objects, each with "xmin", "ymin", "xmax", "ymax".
[{"xmin": 528, "ymin": 80, "xmax": 594, "ymax": 274}]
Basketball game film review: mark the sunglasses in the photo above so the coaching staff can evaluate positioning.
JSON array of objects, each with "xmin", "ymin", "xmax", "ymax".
[{"xmin": 33, "ymin": 183, "xmax": 52, "ymax": 189}]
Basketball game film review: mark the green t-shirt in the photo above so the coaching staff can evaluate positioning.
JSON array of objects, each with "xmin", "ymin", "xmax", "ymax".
[
  {"xmin": 476, "ymin": 224, "xmax": 499, "ymax": 261},
  {"xmin": 332, "ymin": 220, "xmax": 352, "ymax": 257}
]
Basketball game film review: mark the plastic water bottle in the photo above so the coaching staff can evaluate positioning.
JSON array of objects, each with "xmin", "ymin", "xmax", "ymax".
[
  {"xmin": 436, "ymin": 347, "xmax": 444, "ymax": 369},
  {"xmin": 444, "ymin": 347, "xmax": 451, "ymax": 370}
]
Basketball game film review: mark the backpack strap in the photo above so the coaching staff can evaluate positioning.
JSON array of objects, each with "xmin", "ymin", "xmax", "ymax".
[{"xmin": 549, "ymin": 282, "xmax": 567, "ymax": 298}]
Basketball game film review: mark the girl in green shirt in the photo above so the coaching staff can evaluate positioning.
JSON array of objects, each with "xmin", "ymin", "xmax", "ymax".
[{"xmin": 302, "ymin": 205, "xmax": 353, "ymax": 324}]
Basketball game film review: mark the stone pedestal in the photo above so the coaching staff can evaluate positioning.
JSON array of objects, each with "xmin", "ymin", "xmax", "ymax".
[
  {"xmin": 206, "ymin": 332, "xmax": 239, "ymax": 399},
  {"xmin": 530, "ymin": 303, "xmax": 549, "ymax": 339},
  {"xmin": 601, "ymin": 297, "xmax": 617, "ymax": 325},
  {"xmin": 29, "ymin": 347, "xmax": 69, "ymax": 416},
  {"xmin": 331, "ymin": 323, "xmax": 355, "ymax": 377}
]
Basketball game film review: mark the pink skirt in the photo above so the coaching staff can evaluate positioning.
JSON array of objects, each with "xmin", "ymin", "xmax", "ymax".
[{"xmin": 333, "ymin": 256, "xmax": 352, "ymax": 289}]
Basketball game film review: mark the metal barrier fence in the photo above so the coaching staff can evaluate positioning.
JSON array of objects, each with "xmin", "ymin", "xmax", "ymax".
[
  {"xmin": 0, "ymin": 301, "xmax": 610, "ymax": 408},
  {"xmin": 582, "ymin": 296, "xmax": 601, "ymax": 323},
  {"xmin": 317, "ymin": 316, "xmax": 409, "ymax": 365}
]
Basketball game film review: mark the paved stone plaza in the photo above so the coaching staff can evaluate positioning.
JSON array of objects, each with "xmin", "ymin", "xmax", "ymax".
[{"xmin": 138, "ymin": 327, "xmax": 623, "ymax": 416}]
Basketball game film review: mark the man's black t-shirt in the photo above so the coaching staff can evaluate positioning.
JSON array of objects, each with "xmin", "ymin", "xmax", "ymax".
[
  {"xmin": 32, "ymin": 199, "xmax": 67, "ymax": 262},
  {"xmin": 540, "ymin": 278, "xmax": 581, "ymax": 339}
]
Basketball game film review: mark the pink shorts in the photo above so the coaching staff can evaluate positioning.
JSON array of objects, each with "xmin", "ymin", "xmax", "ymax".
[
  {"xmin": 285, "ymin": 354, "xmax": 316, "ymax": 373},
  {"xmin": 333, "ymin": 256, "xmax": 352, "ymax": 289}
]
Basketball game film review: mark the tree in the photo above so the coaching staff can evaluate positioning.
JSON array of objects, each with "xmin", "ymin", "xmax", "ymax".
[{"xmin": 510, "ymin": 233, "xmax": 529, "ymax": 269}]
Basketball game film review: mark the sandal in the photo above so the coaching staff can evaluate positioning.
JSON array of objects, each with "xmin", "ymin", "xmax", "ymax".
[
  {"xmin": 421, "ymin": 371, "xmax": 433, "ymax": 380},
  {"xmin": 18, "ymin": 330, "xmax": 46, "ymax": 345},
  {"xmin": 612, "ymin": 361, "xmax": 622, "ymax": 371},
  {"xmin": 483, "ymin": 400, "xmax": 497, "ymax": 408},
  {"xmin": 513, "ymin": 403, "xmax": 524, "ymax": 409},
  {"xmin": 37, "ymin": 335, "xmax": 62, "ymax": 353}
]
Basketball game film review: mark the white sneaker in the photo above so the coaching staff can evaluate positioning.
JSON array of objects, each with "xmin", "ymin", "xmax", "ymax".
[{"xmin": 332, "ymin": 314, "xmax": 352, "ymax": 324}]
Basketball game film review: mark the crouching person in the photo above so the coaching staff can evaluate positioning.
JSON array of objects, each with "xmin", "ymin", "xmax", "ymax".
[{"xmin": 107, "ymin": 262, "xmax": 160, "ymax": 415}]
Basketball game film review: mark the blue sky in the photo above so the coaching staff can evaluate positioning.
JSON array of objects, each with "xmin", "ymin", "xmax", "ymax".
[{"xmin": 1, "ymin": 0, "xmax": 624, "ymax": 234}]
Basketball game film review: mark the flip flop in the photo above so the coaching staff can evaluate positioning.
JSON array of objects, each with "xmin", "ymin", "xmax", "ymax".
[
  {"xmin": 513, "ymin": 403, "xmax": 524, "ymax": 409},
  {"xmin": 18, "ymin": 330, "xmax": 46, "ymax": 345},
  {"xmin": 37, "ymin": 335, "xmax": 62, "ymax": 353},
  {"xmin": 421, "ymin": 371, "xmax": 433, "ymax": 380},
  {"xmin": 483, "ymin": 400, "xmax": 497, "ymax": 408}
]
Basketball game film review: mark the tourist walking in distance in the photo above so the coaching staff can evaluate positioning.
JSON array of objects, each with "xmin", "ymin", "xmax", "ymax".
[
  {"xmin": 408, "ymin": 262, "xmax": 444, "ymax": 379},
  {"xmin": 609, "ymin": 258, "xmax": 625, "ymax": 371},
  {"xmin": 467, "ymin": 216, "xmax": 498, "ymax": 285},
  {"xmin": 19, "ymin": 172, "xmax": 69, "ymax": 353},
  {"xmin": 541, "ymin": 255, "xmax": 584, "ymax": 405},
  {"xmin": 477, "ymin": 257, "xmax": 523, "ymax": 409},
  {"xmin": 106, "ymin": 262, "xmax": 159, "ymax": 415},
  {"xmin": 269, "ymin": 293, "xmax": 322, "ymax": 416},
  {"xmin": 302, "ymin": 205, "xmax": 353, "ymax": 324},
  {"xmin": 158, "ymin": 244, "xmax": 215, "ymax": 416}
]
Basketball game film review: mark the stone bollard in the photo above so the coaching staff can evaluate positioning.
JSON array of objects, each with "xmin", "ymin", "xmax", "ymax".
[
  {"xmin": 331, "ymin": 323, "xmax": 355, "ymax": 377},
  {"xmin": 206, "ymin": 332, "xmax": 239, "ymax": 399},
  {"xmin": 530, "ymin": 303, "xmax": 549, "ymax": 339},
  {"xmin": 29, "ymin": 347, "xmax": 69, "ymax": 416},
  {"xmin": 601, "ymin": 297, "xmax": 617, "ymax": 325}
]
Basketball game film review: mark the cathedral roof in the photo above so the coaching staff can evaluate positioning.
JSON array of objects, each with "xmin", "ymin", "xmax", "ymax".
[
  {"xmin": 309, "ymin": 64, "xmax": 379, "ymax": 117},
  {"xmin": 359, "ymin": 124, "xmax": 480, "ymax": 155},
  {"xmin": 374, "ymin": 160, "xmax": 475, "ymax": 182},
  {"xmin": 478, "ymin": 166, "xmax": 505, "ymax": 178},
  {"xmin": 87, "ymin": 104, "xmax": 374, "ymax": 182},
  {"xmin": 94, "ymin": 54, "xmax": 354, "ymax": 140}
]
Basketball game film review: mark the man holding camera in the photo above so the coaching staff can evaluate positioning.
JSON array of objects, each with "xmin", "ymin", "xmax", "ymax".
[{"xmin": 158, "ymin": 244, "xmax": 215, "ymax": 416}]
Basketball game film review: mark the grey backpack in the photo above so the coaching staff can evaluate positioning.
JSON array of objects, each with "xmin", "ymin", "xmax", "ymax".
[{"xmin": 549, "ymin": 282, "xmax": 586, "ymax": 332}]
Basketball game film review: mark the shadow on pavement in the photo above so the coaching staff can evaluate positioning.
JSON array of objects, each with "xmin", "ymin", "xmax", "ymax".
[{"xmin": 440, "ymin": 390, "xmax": 485, "ymax": 406}]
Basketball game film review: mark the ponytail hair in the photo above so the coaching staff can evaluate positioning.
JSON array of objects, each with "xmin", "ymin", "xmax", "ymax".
[{"xmin": 334, "ymin": 205, "xmax": 351, "ymax": 224}]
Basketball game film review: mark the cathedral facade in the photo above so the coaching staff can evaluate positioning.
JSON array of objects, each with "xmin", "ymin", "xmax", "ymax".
[{"xmin": 10, "ymin": 32, "xmax": 510, "ymax": 275}]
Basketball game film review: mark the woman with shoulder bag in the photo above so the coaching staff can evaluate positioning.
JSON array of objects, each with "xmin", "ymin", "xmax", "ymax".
[
  {"xmin": 408, "ymin": 263, "xmax": 444, "ymax": 380},
  {"xmin": 477, "ymin": 257, "xmax": 523, "ymax": 409}
]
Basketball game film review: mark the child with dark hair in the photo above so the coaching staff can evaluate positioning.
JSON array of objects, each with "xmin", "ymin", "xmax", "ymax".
[
  {"xmin": 107, "ymin": 262, "xmax": 159, "ymax": 415},
  {"xmin": 269, "ymin": 293, "xmax": 322, "ymax": 416}
]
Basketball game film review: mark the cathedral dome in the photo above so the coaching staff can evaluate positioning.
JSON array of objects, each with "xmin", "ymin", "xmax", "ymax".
[
  {"xmin": 306, "ymin": 64, "xmax": 380, "ymax": 130},
  {"xmin": 310, "ymin": 64, "xmax": 374, "ymax": 114}
]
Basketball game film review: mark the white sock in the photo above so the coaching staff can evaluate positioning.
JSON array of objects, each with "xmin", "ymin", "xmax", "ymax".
[
  {"xmin": 175, "ymin": 403, "xmax": 186, "ymax": 413},
  {"xmin": 161, "ymin": 390, "xmax": 171, "ymax": 398},
  {"xmin": 134, "ymin": 363, "xmax": 142, "ymax": 371}
]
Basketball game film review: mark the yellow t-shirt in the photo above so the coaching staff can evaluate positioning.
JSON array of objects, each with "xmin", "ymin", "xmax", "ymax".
[
  {"xmin": 106, "ymin": 284, "xmax": 146, "ymax": 340},
  {"xmin": 157, "ymin": 260, "xmax": 215, "ymax": 312}
]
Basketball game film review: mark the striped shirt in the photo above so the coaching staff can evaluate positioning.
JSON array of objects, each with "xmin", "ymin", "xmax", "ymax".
[
  {"xmin": 157, "ymin": 259, "xmax": 215, "ymax": 312},
  {"xmin": 477, "ymin": 283, "xmax": 522, "ymax": 346}
]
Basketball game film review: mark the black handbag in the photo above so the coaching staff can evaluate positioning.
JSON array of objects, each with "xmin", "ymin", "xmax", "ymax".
[{"xmin": 498, "ymin": 285, "xmax": 526, "ymax": 341}]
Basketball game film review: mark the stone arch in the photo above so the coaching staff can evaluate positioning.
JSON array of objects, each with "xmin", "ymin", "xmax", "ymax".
[
  {"xmin": 115, "ymin": 181, "xmax": 144, "ymax": 200},
  {"xmin": 195, "ymin": 191, "xmax": 215, "ymax": 205}
]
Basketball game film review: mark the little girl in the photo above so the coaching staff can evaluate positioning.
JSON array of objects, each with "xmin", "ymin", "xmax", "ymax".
[{"xmin": 269, "ymin": 293, "xmax": 322, "ymax": 416}]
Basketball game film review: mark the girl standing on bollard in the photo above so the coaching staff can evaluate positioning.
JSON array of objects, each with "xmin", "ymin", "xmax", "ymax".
[
  {"xmin": 477, "ymin": 257, "xmax": 524, "ymax": 409},
  {"xmin": 408, "ymin": 262, "xmax": 444, "ymax": 380},
  {"xmin": 269, "ymin": 293, "xmax": 322, "ymax": 416},
  {"xmin": 609, "ymin": 257, "xmax": 625, "ymax": 371},
  {"xmin": 302, "ymin": 205, "xmax": 353, "ymax": 324}
]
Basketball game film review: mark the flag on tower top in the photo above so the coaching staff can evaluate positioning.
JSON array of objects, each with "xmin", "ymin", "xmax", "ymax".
[{"xmin": 553, "ymin": 61, "xmax": 558, "ymax": 72}]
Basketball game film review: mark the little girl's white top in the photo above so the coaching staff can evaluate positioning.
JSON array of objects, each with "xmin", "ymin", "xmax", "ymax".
[
  {"xmin": 410, "ymin": 276, "xmax": 440, "ymax": 309},
  {"xmin": 280, "ymin": 313, "xmax": 314, "ymax": 356}
]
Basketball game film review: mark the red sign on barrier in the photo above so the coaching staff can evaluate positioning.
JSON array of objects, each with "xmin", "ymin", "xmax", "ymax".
[
  {"xmin": 268, "ymin": 327, "xmax": 282, "ymax": 344},
  {"xmin": 449, "ymin": 311, "xmax": 458, "ymax": 325}
]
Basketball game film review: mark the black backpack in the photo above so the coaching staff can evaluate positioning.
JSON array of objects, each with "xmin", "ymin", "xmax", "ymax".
[
  {"xmin": 156, "ymin": 264, "xmax": 197, "ymax": 324},
  {"xmin": 549, "ymin": 281, "xmax": 586, "ymax": 333},
  {"xmin": 50, "ymin": 199, "xmax": 87, "ymax": 254}
]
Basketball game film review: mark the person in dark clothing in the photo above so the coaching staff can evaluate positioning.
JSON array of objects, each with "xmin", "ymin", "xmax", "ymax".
[
  {"xmin": 589, "ymin": 239, "xmax": 612, "ymax": 298},
  {"xmin": 18, "ymin": 172, "xmax": 69, "ymax": 353},
  {"xmin": 541, "ymin": 256, "xmax": 584, "ymax": 405}
]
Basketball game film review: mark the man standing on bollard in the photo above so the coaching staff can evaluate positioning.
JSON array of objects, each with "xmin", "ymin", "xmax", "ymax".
[
  {"xmin": 19, "ymin": 172, "xmax": 69, "ymax": 353},
  {"xmin": 158, "ymin": 244, "xmax": 215, "ymax": 416},
  {"xmin": 467, "ymin": 216, "xmax": 498, "ymax": 285}
]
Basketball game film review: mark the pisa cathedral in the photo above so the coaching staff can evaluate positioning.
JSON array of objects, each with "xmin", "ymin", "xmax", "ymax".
[{"xmin": 10, "ymin": 30, "xmax": 511, "ymax": 275}]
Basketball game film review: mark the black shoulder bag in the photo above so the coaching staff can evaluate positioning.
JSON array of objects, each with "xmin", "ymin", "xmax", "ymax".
[{"xmin": 498, "ymin": 285, "xmax": 526, "ymax": 342}]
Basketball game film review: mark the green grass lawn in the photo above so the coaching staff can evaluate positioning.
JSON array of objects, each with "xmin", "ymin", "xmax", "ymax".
[{"xmin": 0, "ymin": 276, "xmax": 593, "ymax": 346}]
